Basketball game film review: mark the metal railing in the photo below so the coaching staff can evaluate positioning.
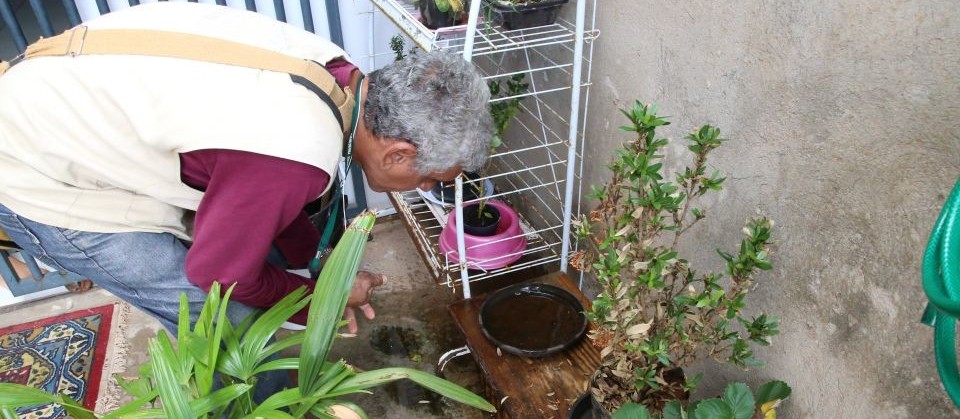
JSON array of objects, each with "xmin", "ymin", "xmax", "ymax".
[{"xmin": 1, "ymin": 0, "xmax": 344, "ymax": 57}]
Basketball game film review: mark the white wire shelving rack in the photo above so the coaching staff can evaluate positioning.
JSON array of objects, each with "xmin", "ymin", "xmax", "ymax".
[{"xmin": 371, "ymin": 0, "xmax": 598, "ymax": 298}]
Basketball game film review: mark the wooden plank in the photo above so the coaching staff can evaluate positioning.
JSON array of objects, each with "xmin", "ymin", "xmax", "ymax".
[{"xmin": 448, "ymin": 271, "xmax": 600, "ymax": 419}]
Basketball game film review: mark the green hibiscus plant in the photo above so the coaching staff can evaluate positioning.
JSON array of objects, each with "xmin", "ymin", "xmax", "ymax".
[{"xmin": 572, "ymin": 101, "xmax": 789, "ymax": 418}]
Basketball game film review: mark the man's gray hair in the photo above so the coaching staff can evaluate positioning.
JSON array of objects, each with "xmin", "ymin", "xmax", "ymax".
[{"xmin": 364, "ymin": 50, "xmax": 493, "ymax": 174}]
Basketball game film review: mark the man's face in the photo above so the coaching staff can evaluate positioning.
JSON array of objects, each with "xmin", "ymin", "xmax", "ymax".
[
  {"xmin": 352, "ymin": 121, "xmax": 466, "ymax": 193},
  {"xmin": 363, "ymin": 156, "xmax": 462, "ymax": 193}
]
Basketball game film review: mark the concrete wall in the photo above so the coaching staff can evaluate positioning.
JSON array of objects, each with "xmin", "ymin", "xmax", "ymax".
[{"xmin": 580, "ymin": 1, "xmax": 959, "ymax": 417}]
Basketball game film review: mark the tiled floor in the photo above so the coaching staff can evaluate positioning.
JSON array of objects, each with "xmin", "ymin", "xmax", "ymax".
[{"xmin": 0, "ymin": 217, "xmax": 489, "ymax": 418}]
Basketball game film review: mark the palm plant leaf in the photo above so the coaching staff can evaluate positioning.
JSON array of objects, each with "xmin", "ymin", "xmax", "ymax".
[
  {"xmin": 190, "ymin": 384, "xmax": 253, "ymax": 416},
  {"xmin": 101, "ymin": 393, "xmax": 158, "ymax": 419},
  {"xmin": 307, "ymin": 360, "xmax": 352, "ymax": 397},
  {"xmin": 252, "ymin": 360, "xmax": 350, "ymax": 416},
  {"xmin": 251, "ymin": 388, "xmax": 303, "ymax": 413},
  {"xmin": 109, "ymin": 385, "xmax": 251, "ymax": 419},
  {"xmin": 217, "ymin": 315, "xmax": 245, "ymax": 378},
  {"xmin": 0, "ymin": 384, "xmax": 97, "ymax": 419},
  {"xmin": 1, "ymin": 407, "xmax": 19, "ymax": 419},
  {"xmin": 252, "ymin": 357, "xmax": 299, "ymax": 374},
  {"xmin": 113, "ymin": 366, "xmax": 156, "ymax": 400},
  {"xmin": 175, "ymin": 294, "xmax": 199, "ymax": 393},
  {"xmin": 238, "ymin": 287, "xmax": 311, "ymax": 377},
  {"xmin": 242, "ymin": 410, "xmax": 298, "ymax": 419},
  {"xmin": 261, "ymin": 332, "xmax": 306, "ymax": 359},
  {"xmin": 0, "ymin": 383, "xmax": 69, "ymax": 407},
  {"xmin": 106, "ymin": 409, "xmax": 166, "ymax": 419},
  {"xmin": 199, "ymin": 283, "xmax": 234, "ymax": 395},
  {"xmin": 298, "ymin": 212, "xmax": 376, "ymax": 396},
  {"xmin": 330, "ymin": 367, "xmax": 496, "ymax": 412},
  {"xmin": 149, "ymin": 331, "xmax": 194, "ymax": 418}
]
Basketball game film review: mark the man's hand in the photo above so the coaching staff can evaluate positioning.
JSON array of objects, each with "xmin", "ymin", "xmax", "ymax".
[{"xmin": 343, "ymin": 271, "xmax": 384, "ymax": 333}]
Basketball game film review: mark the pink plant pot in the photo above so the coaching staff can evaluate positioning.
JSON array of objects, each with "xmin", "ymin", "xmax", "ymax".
[{"xmin": 438, "ymin": 200, "xmax": 527, "ymax": 270}]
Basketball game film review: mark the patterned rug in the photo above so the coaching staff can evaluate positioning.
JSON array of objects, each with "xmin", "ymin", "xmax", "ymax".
[{"xmin": 0, "ymin": 305, "xmax": 114, "ymax": 418}]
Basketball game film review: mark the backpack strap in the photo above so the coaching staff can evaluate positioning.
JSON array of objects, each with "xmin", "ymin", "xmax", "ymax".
[{"xmin": 4, "ymin": 26, "xmax": 353, "ymax": 130}]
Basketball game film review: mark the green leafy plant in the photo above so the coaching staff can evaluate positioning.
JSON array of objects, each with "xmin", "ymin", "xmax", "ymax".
[
  {"xmin": 612, "ymin": 380, "xmax": 792, "ymax": 419},
  {"xmin": 389, "ymin": 35, "xmax": 417, "ymax": 62},
  {"xmin": 0, "ymin": 211, "xmax": 495, "ymax": 418},
  {"xmin": 389, "ymin": 35, "xmax": 406, "ymax": 61},
  {"xmin": 571, "ymin": 101, "xmax": 779, "ymax": 414},
  {"xmin": 487, "ymin": 73, "xmax": 529, "ymax": 152},
  {"xmin": 471, "ymin": 199, "xmax": 496, "ymax": 225}
]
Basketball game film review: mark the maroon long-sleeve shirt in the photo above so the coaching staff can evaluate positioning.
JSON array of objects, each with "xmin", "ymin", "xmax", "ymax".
[{"xmin": 178, "ymin": 59, "xmax": 357, "ymax": 323}]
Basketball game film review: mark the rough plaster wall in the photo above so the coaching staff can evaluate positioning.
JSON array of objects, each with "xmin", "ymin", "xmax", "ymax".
[{"xmin": 582, "ymin": 1, "xmax": 960, "ymax": 417}]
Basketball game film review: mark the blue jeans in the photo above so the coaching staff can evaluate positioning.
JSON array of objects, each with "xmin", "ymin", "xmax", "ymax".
[{"xmin": 0, "ymin": 203, "xmax": 290, "ymax": 400}]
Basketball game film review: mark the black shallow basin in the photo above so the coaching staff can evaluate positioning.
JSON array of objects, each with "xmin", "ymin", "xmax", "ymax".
[
  {"xmin": 430, "ymin": 172, "xmax": 484, "ymax": 204},
  {"xmin": 479, "ymin": 283, "xmax": 587, "ymax": 358}
]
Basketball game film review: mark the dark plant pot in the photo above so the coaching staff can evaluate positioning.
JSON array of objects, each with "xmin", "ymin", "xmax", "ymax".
[
  {"xmin": 662, "ymin": 367, "xmax": 690, "ymax": 401},
  {"xmin": 419, "ymin": 0, "xmax": 458, "ymax": 29},
  {"xmin": 485, "ymin": 0, "xmax": 569, "ymax": 30},
  {"xmin": 568, "ymin": 393, "xmax": 610, "ymax": 419},
  {"xmin": 462, "ymin": 203, "xmax": 500, "ymax": 236},
  {"xmin": 430, "ymin": 172, "xmax": 484, "ymax": 204}
]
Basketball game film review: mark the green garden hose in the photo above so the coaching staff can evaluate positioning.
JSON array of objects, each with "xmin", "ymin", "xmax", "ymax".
[{"xmin": 922, "ymin": 179, "xmax": 960, "ymax": 408}]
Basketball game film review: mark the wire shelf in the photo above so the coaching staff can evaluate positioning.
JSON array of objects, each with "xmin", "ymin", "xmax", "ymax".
[
  {"xmin": 374, "ymin": 0, "xmax": 598, "ymax": 294},
  {"xmin": 369, "ymin": 0, "xmax": 598, "ymax": 53},
  {"xmin": 389, "ymin": 190, "xmax": 561, "ymax": 288}
]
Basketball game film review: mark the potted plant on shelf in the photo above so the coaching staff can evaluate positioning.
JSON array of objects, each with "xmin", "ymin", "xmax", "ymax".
[
  {"xmin": 462, "ymin": 200, "xmax": 501, "ymax": 236},
  {"xmin": 437, "ymin": 74, "xmax": 530, "ymax": 269},
  {"xmin": 568, "ymin": 101, "xmax": 781, "ymax": 417},
  {"xmin": 483, "ymin": 0, "xmax": 570, "ymax": 30},
  {"xmin": 0, "ymin": 211, "xmax": 496, "ymax": 418},
  {"xmin": 459, "ymin": 72, "xmax": 530, "ymax": 236},
  {"xmin": 415, "ymin": 0, "xmax": 466, "ymax": 29},
  {"xmin": 431, "ymin": 72, "xmax": 528, "ymax": 236}
]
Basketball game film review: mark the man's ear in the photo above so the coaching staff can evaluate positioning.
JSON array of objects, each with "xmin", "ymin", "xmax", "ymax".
[{"xmin": 383, "ymin": 140, "xmax": 418, "ymax": 167}]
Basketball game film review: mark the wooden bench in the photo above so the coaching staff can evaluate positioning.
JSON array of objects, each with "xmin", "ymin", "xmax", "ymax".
[{"xmin": 448, "ymin": 271, "xmax": 600, "ymax": 418}]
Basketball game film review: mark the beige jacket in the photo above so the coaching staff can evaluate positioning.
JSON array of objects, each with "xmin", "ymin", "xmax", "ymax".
[{"xmin": 0, "ymin": 3, "xmax": 348, "ymax": 240}]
